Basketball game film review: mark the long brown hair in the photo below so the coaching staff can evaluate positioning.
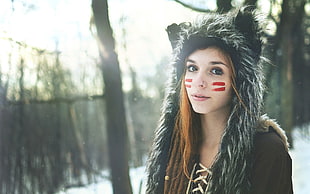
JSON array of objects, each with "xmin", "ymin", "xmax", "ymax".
[{"xmin": 175, "ymin": 46, "xmax": 242, "ymax": 178}]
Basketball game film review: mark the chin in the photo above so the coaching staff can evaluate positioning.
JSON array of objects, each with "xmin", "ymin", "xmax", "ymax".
[{"xmin": 192, "ymin": 107, "xmax": 209, "ymax": 114}]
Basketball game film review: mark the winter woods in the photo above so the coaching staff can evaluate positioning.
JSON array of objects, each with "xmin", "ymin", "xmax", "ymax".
[{"xmin": 0, "ymin": 0, "xmax": 309, "ymax": 193}]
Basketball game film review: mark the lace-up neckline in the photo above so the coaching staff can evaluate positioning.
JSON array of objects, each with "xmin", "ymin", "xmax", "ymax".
[{"xmin": 191, "ymin": 163, "xmax": 212, "ymax": 193}]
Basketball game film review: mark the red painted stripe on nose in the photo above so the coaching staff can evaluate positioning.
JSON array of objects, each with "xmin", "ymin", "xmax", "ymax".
[
  {"xmin": 212, "ymin": 87, "xmax": 225, "ymax": 91},
  {"xmin": 185, "ymin": 79, "xmax": 193, "ymax": 82},
  {"xmin": 212, "ymin": 82, "xmax": 225, "ymax": 86}
]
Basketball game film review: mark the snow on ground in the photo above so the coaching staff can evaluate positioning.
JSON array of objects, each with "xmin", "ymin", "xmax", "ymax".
[
  {"xmin": 290, "ymin": 129, "xmax": 310, "ymax": 194},
  {"xmin": 58, "ymin": 130, "xmax": 310, "ymax": 194},
  {"xmin": 57, "ymin": 166, "xmax": 146, "ymax": 194}
]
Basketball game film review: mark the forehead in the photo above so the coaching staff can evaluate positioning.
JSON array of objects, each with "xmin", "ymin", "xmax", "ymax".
[{"xmin": 186, "ymin": 47, "xmax": 232, "ymax": 65}]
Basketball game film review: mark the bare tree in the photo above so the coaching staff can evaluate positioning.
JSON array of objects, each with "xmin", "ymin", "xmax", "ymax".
[
  {"xmin": 91, "ymin": 0, "xmax": 133, "ymax": 193},
  {"xmin": 271, "ymin": 0, "xmax": 307, "ymax": 144},
  {"xmin": 290, "ymin": 0, "xmax": 309, "ymax": 129}
]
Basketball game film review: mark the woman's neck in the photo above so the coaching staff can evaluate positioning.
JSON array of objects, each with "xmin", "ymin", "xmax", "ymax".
[
  {"xmin": 199, "ymin": 109, "xmax": 230, "ymax": 168},
  {"xmin": 200, "ymin": 109, "xmax": 230, "ymax": 147}
]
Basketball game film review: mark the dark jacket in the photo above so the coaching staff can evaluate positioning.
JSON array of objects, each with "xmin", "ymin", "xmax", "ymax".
[
  {"xmin": 146, "ymin": 7, "xmax": 293, "ymax": 194},
  {"xmin": 250, "ymin": 116, "xmax": 293, "ymax": 194}
]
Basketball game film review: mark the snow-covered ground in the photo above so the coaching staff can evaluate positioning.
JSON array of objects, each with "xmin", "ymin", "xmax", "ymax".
[
  {"xmin": 57, "ymin": 166, "xmax": 147, "ymax": 194},
  {"xmin": 58, "ymin": 130, "xmax": 310, "ymax": 194},
  {"xmin": 290, "ymin": 130, "xmax": 310, "ymax": 194}
]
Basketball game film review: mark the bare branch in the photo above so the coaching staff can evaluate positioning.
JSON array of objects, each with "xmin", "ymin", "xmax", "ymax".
[{"xmin": 0, "ymin": 37, "xmax": 56, "ymax": 55}]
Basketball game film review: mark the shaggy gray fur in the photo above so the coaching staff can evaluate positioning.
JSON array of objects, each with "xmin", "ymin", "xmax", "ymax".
[{"xmin": 146, "ymin": 7, "xmax": 267, "ymax": 194}]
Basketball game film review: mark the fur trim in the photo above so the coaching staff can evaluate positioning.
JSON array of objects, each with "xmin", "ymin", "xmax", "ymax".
[
  {"xmin": 146, "ymin": 7, "xmax": 274, "ymax": 194},
  {"xmin": 257, "ymin": 114, "xmax": 290, "ymax": 151}
]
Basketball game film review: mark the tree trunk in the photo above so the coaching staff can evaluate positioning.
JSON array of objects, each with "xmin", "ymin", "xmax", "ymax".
[
  {"xmin": 274, "ymin": 0, "xmax": 293, "ymax": 144},
  {"xmin": 91, "ymin": 0, "xmax": 133, "ymax": 194},
  {"xmin": 273, "ymin": 0, "xmax": 306, "ymax": 145},
  {"xmin": 291, "ymin": 0, "xmax": 307, "ymax": 126}
]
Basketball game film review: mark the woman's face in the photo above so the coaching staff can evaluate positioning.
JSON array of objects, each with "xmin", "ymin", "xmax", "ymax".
[{"xmin": 184, "ymin": 47, "xmax": 233, "ymax": 115}]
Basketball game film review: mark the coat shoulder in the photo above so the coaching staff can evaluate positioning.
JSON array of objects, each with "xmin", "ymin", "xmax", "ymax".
[
  {"xmin": 254, "ymin": 129, "xmax": 288, "ymax": 156},
  {"xmin": 255, "ymin": 114, "xmax": 290, "ymax": 152}
]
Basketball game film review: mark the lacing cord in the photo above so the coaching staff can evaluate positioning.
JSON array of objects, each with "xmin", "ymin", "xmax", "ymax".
[{"xmin": 192, "ymin": 163, "xmax": 212, "ymax": 193}]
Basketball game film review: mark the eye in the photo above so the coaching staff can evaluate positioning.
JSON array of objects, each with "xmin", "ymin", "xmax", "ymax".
[
  {"xmin": 211, "ymin": 67, "xmax": 223, "ymax": 75},
  {"xmin": 186, "ymin": 65, "xmax": 198, "ymax": 72}
]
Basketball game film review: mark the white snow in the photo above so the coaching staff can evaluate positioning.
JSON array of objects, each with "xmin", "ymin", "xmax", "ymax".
[
  {"xmin": 290, "ymin": 129, "xmax": 310, "ymax": 194},
  {"xmin": 58, "ymin": 129, "xmax": 310, "ymax": 194},
  {"xmin": 57, "ymin": 166, "xmax": 146, "ymax": 194}
]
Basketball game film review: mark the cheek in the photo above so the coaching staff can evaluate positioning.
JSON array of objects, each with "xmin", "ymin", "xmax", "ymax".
[
  {"xmin": 211, "ymin": 81, "xmax": 233, "ymax": 102},
  {"xmin": 219, "ymin": 84, "xmax": 233, "ymax": 102},
  {"xmin": 211, "ymin": 81, "xmax": 226, "ymax": 92},
  {"xmin": 184, "ymin": 80, "xmax": 192, "ymax": 99},
  {"xmin": 185, "ymin": 78, "xmax": 192, "ymax": 88}
]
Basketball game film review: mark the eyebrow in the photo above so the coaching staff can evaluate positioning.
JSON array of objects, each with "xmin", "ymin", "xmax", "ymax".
[
  {"xmin": 210, "ymin": 61, "xmax": 228, "ymax": 67},
  {"xmin": 185, "ymin": 59, "xmax": 228, "ymax": 67}
]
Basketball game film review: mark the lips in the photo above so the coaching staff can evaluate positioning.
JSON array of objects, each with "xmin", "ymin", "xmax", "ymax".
[{"xmin": 191, "ymin": 94, "xmax": 210, "ymax": 101}]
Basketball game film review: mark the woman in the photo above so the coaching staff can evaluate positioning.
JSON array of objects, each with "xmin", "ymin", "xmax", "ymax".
[{"xmin": 146, "ymin": 7, "xmax": 293, "ymax": 194}]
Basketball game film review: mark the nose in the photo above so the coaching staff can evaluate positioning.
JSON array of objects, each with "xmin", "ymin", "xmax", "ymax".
[
  {"xmin": 194, "ymin": 75, "xmax": 207, "ymax": 88},
  {"xmin": 198, "ymin": 81, "xmax": 206, "ymax": 88}
]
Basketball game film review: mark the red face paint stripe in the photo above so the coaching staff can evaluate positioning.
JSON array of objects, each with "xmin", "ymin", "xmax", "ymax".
[
  {"xmin": 212, "ymin": 87, "xmax": 225, "ymax": 91},
  {"xmin": 185, "ymin": 84, "xmax": 191, "ymax": 88},
  {"xmin": 212, "ymin": 82, "xmax": 225, "ymax": 86},
  {"xmin": 185, "ymin": 79, "xmax": 192, "ymax": 82}
]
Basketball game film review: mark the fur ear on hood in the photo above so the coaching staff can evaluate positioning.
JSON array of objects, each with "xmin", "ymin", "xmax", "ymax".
[
  {"xmin": 235, "ymin": 6, "xmax": 263, "ymax": 60},
  {"xmin": 146, "ymin": 7, "xmax": 269, "ymax": 194}
]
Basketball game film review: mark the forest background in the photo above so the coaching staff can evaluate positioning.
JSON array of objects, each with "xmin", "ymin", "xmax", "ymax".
[{"xmin": 0, "ymin": 0, "xmax": 309, "ymax": 193}]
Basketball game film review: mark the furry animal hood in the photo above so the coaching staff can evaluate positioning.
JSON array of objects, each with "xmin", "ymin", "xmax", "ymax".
[{"xmin": 146, "ymin": 7, "xmax": 288, "ymax": 194}]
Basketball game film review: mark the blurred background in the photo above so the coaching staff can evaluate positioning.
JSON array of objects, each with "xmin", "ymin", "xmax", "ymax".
[{"xmin": 0, "ymin": 0, "xmax": 309, "ymax": 193}]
